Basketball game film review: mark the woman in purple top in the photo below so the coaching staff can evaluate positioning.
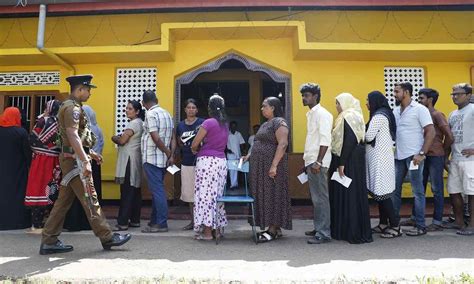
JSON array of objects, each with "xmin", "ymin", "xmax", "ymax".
[{"xmin": 191, "ymin": 95, "xmax": 229, "ymax": 240}]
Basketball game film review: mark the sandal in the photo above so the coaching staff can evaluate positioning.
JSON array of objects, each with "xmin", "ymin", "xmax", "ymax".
[
  {"xmin": 257, "ymin": 230, "xmax": 278, "ymax": 243},
  {"xmin": 212, "ymin": 229, "xmax": 224, "ymax": 239},
  {"xmin": 194, "ymin": 233, "xmax": 213, "ymax": 241},
  {"xmin": 442, "ymin": 222, "xmax": 463, "ymax": 230},
  {"xmin": 456, "ymin": 227, "xmax": 474, "ymax": 236},
  {"xmin": 128, "ymin": 222, "xmax": 140, "ymax": 228},
  {"xmin": 182, "ymin": 222, "xmax": 194, "ymax": 231},
  {"xmin": 380, "ymin": 226, "xmax": 402, "ymax": 238},
  {"xmin": 371, "ymin": 224, "xmax": 388, "ymax": 234},
  {"xmin": 141, "ymin": 225, "xmax": 168, "ymax": 233},
  {"xmin": 426, "ymin": 223, "xmax": 444, "ymax": 232},
  {"xmin": 113, "ymin": 224, "xmax": 129, "ymax": 231},
  {"xmin": 405, "ymin": 227, "xmax": 427, "ymax": 237}
]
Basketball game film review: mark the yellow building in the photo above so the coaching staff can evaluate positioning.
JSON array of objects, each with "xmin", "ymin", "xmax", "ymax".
[{"xmin": 1, "ymin": 0, "xmax": 473, "ymax": 199}]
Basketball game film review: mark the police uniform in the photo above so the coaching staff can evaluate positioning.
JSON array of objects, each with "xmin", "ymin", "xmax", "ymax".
[{"xmin": 41, "ymin": 75, "xmax": 130, "ymax": 253}]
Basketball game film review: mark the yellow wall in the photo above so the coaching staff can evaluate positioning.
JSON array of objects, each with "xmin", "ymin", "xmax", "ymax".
[
  {"xmin": 1, "ymin": 11, "xmax": 472, "ymax": 48},
  {"xmin": 1, "ymin": 10, "xmax": 472, "ymax": 199}
]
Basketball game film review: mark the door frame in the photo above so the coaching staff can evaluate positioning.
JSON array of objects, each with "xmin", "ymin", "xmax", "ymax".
[{"xmin": 174, "ymin": 52, "xmax": 292, "ymax": 150}]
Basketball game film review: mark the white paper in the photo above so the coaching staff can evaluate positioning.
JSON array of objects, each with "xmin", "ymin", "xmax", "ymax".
[
  {"xmin": 409, "ymin": 160, "xmax": 419, "ymax": 170},
  {"xmin": 331, "ymin": 172, "xmax": 352, "ymax": 188},
  {"xmin": 297, "ymin": 172, "xmax": 308, "ymax": 184},
  {"xmin": 166, "ymin": 164, "xmax": 181, "ymax": 175},
  {"xmin": 238, "ymin": 157, "xmax": 244, "ymax": 170}
]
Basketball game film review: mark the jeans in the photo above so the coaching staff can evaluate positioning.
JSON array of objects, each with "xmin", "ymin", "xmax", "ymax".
[
  {"xmin": 307, "ymin": 167, "xmax": 331, "ymax": 239},
  {"xmin": 392, "ymin": 156, "xmax": 426, "ymax": 229},
  {"xmin": 143, "ymin": 163, "xmax": 168, "ymax": 228},
  {"xmin": 422, "ymin": 156, "xmax": 445, "ymax": 225}
]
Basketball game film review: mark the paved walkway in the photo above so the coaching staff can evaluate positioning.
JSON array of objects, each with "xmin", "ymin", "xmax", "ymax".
[{"xmin": 0, "ymin": 219, "xmax": 473, "ymax": 283}]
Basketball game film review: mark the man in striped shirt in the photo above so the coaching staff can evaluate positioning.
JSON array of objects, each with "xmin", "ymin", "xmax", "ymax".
[{"xmin": 141, "ymin": 90, "xmax": 176, "ymax": 233}]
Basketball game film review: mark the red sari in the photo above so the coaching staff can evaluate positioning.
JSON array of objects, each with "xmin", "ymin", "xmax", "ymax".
[{"xmin": 24, "ymin": 116, "xmax": 61, "ymax": 207}]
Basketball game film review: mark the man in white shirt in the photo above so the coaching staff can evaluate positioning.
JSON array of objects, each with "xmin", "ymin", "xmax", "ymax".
[
  {"xmin": 247, "ymin": 124, "xmax": 260, "ymax": 153},
  {"xmin": 300, "ymin": 83, "xmax": 334, "ymax": 244},
  {"xmin": 392, "ymin": 82, "xmax": 435, "ymax": 237},
  {"xmin": 226, "ymin": 121, "xmax": 245, "ymax": 188}
]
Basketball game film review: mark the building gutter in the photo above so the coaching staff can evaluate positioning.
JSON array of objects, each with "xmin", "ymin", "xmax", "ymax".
[{"xmin": 37, "ymin": 4, "xmax": 75, "ymax": 75}]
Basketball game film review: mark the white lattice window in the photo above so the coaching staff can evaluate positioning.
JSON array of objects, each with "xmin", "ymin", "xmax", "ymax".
[
  {"xmin": 115, "ymin": 68, "xmax": 157, "ymax": 134},
  {"xmin": 0, "ymin": 71, "xmax": 60, "ymax": 86},
  {"xmin": 384, "ymin": 67, "xmax": 425, "ymax": 108}
]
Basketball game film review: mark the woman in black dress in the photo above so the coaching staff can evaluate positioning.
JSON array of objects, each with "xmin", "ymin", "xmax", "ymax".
[
  {"xmin": 329, "ymin": 93, "xmax": 372, "ymax": 244},
  {"xmin": 0, "ymin": 107, "xmax": 32, "ymax": 230},
  {"xmin": 243, "ymin": 97, "xmax": 291, "ymax": 242}
]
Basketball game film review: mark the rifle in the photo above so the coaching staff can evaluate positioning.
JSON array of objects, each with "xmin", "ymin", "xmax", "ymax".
[{"xmin": 75, "ymin": 157, "xmax": 99, "ymax": 220}]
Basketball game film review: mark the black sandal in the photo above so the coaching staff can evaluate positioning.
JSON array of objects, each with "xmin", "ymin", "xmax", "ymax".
[
  {"xmin": 371, "ymin": 224, "xmax": 388, "ymax": 234},
  {"xmin": 257, "ymin": 230, "xmax": 278, "ymax": 243},
  {"xmin": 380, "ymin": 226, "xmax": 403, "ymax": 238}
]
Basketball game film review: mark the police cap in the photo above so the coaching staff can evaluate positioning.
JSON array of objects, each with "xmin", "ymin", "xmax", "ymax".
[{"xmin": 66, "ymin": 74, "xmax": 97, "ymax": 89}]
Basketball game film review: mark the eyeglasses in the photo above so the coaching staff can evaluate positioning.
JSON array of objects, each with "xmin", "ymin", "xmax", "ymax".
[{"xmin": 450, "ymin": 92, "xmax": 467, "ymax": 97}]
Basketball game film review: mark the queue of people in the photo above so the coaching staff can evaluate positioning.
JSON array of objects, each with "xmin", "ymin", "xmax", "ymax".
[{"xmin": 0, "ymin": 75, "xmax": 472, "ymax": 255}]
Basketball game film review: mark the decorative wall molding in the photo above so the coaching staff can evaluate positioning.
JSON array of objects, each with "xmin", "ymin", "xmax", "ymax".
[
  {"xmin": 175, "ymin": 52, "xmax": 292, "ymax": 149},
  {"xmin": 0, "ymin": 71, "xmax": 60, "ymax": 86}
]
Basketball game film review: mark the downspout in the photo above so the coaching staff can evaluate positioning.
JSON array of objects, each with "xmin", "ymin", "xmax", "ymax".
[{"xmin": 37, "ymin": 4, "xmax": 76, "ymax": 75}]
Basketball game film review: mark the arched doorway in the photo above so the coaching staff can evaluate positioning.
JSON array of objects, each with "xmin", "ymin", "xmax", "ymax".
[{"xmin": 174, "ymin": 53, "xmax": 292, "ymax": 150}]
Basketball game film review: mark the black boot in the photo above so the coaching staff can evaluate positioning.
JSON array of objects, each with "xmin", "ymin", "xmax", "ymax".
[
  {"xmin": 39, "ymin": 240, "xmax": 74, "ymax": 255},
  {"xmin": 101, "ymin": 233, "xmax": 132, "ymax": 250}
]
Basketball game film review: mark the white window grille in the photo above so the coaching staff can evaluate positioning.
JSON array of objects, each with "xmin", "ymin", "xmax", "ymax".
[
  {"xmin": 384, "ymin": 67, "xmax": 425, "ymax": 108},
  {"xmin": 115, "ymin": 68, "xmax": 157, "ymax": 134},
  {"xmin": 0, "ymin": 71, "xmax": 60, "ymax": 86}
]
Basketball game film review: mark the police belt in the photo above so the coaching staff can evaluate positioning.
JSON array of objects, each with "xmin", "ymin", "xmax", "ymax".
[{"xmin": 62, "ymin": 146, "xmax": 90, "ymax": 155}]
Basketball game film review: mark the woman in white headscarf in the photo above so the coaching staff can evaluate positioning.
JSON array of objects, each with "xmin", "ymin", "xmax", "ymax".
[{"xmin": 329, "ymin": 93, "xmax": 372, "ymax": 244}]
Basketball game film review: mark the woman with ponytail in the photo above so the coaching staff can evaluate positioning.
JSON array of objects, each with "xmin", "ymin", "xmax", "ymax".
[
  {"xmin": 191, "ymin": 95, "xmax": 229, "ymax": 240},
  {"xmin": 112, "ymin": 100, "xmax": 145, "ymax": 231}
]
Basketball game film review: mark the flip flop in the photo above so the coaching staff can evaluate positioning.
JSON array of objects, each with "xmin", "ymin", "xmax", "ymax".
[
  {"xmin": 442, "ymin": 222, "xmax": 463, "ymax": 230},
  {"xmin": 113, "ymin": 224, "xmax": 129, "ymax": 231},
  {"xmin": 456, "ymin": 227, "xmax": 474, "ymax": 236}
]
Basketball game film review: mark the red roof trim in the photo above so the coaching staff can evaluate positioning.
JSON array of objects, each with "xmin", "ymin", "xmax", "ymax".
[{"xmin": 1, "ymin": 0, "xmax": 472, "ymax": 15}]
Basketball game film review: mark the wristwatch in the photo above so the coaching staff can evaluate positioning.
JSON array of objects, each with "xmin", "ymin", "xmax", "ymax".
[{"xmin": 419, "ymin": 151, "xmax": 425, "ymax": 156}]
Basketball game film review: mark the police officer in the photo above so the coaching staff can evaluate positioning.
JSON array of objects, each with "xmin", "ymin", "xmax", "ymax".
[{"xmin": 40, "ymin": 75, "xmax": 131, "ymax": 255}]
